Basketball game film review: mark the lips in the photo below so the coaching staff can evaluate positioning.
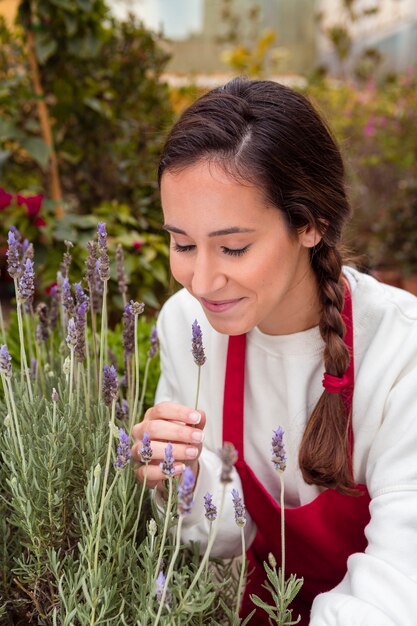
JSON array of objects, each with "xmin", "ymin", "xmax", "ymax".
[{"xmin": 201, "ymin": 297, "xmax": 244, "ymax": 313}]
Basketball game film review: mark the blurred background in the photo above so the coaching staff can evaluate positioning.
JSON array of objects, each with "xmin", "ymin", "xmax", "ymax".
[{"xmin": 1, "ymin": 0, "xmax": 417, "ymax": 317}]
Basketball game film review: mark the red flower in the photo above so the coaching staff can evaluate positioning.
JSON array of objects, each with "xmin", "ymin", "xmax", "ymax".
[
  {"xmin": 17, "ymin": 193, "xmax": 44, "ymax": 217},
  {"xmin": 0, "ymin": 188, "xmax": 13, "ymax": 210},
  {"xmin": 33, "ymin": 216, "xmax": 47, "ymax": 227},
  {"xmin": 45, "ymin": 281, "xmax": 57, "ymax": 296},
  {"xmin": 133, "ymin": 240, "xmax": 144, "ymax": 252}
]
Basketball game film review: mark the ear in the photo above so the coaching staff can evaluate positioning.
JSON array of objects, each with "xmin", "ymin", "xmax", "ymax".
[{"xmin": 298, "ymin": 224, "xmax": 322, "ymax": 249}]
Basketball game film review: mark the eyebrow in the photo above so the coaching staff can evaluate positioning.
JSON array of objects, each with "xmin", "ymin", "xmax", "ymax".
[{"xmin": 163, "ymin": 225, "xmax": 256, "ymax": 237}]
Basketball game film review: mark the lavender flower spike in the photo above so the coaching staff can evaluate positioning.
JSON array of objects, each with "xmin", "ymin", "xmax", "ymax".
[
  {"xmin": 177, "ymin": 466, "xmax": 195, "ymax": 516},
  {"xmin": 6, "ymin": 229, "xmax": 21, "ymax": 278},
  {"xmin": 231, "ymin": 489, "xmax": 247, "ymax": 528},
  {"xmin": 204, "ymin": 492, "xmax": 217, "ymax": 522},
  {"xmin": 271, "ymin": 426, "xmax": 287, "ymax": 473},
  {"xmin": 191, "ymin": 319, "xmax": 206, "ymax": 366},
  {"xmin": 160, "ymin": 442, "xmax": 175, "ymax": 477},
  {"xmin": 97, "ymin": 221, "xmax": 110, "ymax": 281},
  {"xmin": 0, "ymin": 344, "xmax": 12, "ymax": 378},
  {"xmin": 114, "ymin": 428, "xmax": 132, "ymax": 470},
  {"xmin": 62, "ymin": 277, "xmax": 75, "ymax": 316},
  {"xmin": 66, "ymin": 318, "xmax": 77, "ymax": 350},
  {"xmin": 17, "ymin": 258, "xmax": 35, "ymax": 303},
  {"xmin": 147, "ymin": 325, "xmax": 159, "ymax": 359},
  {"xmin": 155, "ymin": 570, "xmax": 171, "ymax": 606},
  {"xmin": 122, "ymin": 303, "xmax": 134, "ymax": 357},
  {"xmin": 140, "ymin": 431, "xmax": 153, "ymax": 463},
  {"xmin": 75, "ymin": 302, "xmax": 88, "ymax": 362},
  {"xmin": 103, "ymin": 364, "xmax": 118, "ymax": 406},
  {"xmin": 129, "ymin": 299, "xmax": 145, "ymax": 317},
  {"xmin": 219, "ymin": 442, "xmax": 238, "ymax": 484}
]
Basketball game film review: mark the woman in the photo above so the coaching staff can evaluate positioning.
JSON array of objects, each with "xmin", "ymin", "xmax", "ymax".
[{"xmin": 132, "ymin": 77, "xmax": 417, "ymax": 625}]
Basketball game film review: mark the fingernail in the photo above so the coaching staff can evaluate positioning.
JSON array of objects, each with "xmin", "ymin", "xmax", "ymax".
[
  {"xmin": 189, "ymin": 411, "xmax": 201, "ymax": 424},
  {"xmin": 185, "ymin": 447, "xmax": 198, "ymax": 459},
  {"xmin": 174, "ymin": 463, "xmax": 186, "ymax": 475},
  {"xmin": 191, "ymin": 430, "xmax": 204, "ymax": 443}
]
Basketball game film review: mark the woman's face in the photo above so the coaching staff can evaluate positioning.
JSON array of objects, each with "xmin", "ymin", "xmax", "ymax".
[{"xmin": 161, "ymin": 161, "xmax": 321, "ymax": 336}]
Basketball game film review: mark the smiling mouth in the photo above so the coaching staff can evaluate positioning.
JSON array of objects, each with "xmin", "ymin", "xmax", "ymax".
[{"xmin": 201, "ymin": 297, "xmax": 244, "ymax": 312}]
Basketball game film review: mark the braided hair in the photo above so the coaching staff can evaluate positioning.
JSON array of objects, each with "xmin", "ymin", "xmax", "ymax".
[{"xmin": 158, "ymin": 77, "xmax": 354, "ymax": 494}]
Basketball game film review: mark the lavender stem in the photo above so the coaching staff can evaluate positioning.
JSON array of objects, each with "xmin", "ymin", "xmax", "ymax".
[
  {"xmin": 153, "ymin": 515, "xmax": 183, "ymax": 626},
  {"xmin": 235, "ymin": 527, "xmax": 246, "ymax": 616},
  {"xmin": 153, "ymin": 477, "xmax": 174, "ymax": 585}
]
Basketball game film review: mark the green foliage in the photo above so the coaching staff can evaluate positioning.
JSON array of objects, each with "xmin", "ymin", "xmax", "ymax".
[
  {"xmin": 250, "ymin": 555, "xmax": 303, "ymax": 625},
  {"xmin": 304, "ymin": 72, "xmax": 417, "ymax": 273},
  {"xmin": 0, "ymin": 1, "xmax": 174, "ymax": 309}
]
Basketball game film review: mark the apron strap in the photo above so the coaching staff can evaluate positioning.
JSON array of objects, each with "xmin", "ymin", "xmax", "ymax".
[{"xmin": 222, "ymin": 277, "xmax": 355, "ymax": 470}]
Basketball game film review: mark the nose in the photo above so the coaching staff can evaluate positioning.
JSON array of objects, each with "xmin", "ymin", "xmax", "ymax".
[{"xmin": 191, "ymin": 251, "xmax": 227, "ymax": 296}]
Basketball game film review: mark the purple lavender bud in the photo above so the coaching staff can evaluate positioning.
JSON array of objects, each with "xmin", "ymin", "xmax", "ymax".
[
  {"xmin": 155, "ymin": 571, "xmax": 171, "ymax": 606},
  {"xmin": 74, "ymin": 282, "xmax": 89, "ymax": 307},
  {"xmin": 204, "ymin": 492, "xmax": 217, "ymax": 522},
  {"xmin": 103, "ymin": 364, "xmax": 118, "ymax": 406},
  {"xmin": 66, "ymin": 318, "xmax": 77, "ymax": 350},
  {"xmin": 116, "ymin": 398, "xmax": 129, "ymax": 421},
  {"xmin": 93, "ymin": 259, "xmax": 104, "ymax": 308},
  {"xmin": 62, "ymin": 278, "xmax": 75, "ymax": 317},
  {"xmin": 231, "ymin": 489, "xmax": 246, "ymax": 528},
  {"xmin": 75, "ymin": 302, "xmax": 88, "ymax": 363},
  {"xmin": 160, "ymin": 442, "xmax": 175, "ymax": 477},
  {"xmin": 219, "ymin": 442, "xmax": 238, "ymax": 484},
  {"xmin": 17, "ymin": 258, "xmax": 35, "ymax": 303},
  {"xmin": 147, "ymin": 325, "xmax": 159, "ymax": 359},
  {"xmin": 0, "ymin": 344, "xmax": 12, "ymax": 378},
  {"xmin": 116, "ymin": 243, "xmax": 128, "ymax": 296},
  {"xmin": 97, "ymin": 222, "xmax": 110, "ymax": 281},
  {"xmin": 122, "ymin": 303, "xmax": 135, "ymax": 357},
  {"xmin": 51, "ymin": 388, "xmax": 58, "ymax": 403},
  {"xmin": 22, "ymin": 241, "xmax": 34, "ymax": 265},
  {"xmin": 140, "ymin": 431, "xmax": 153, "ymax": 463},
  {"xmin": 177, "ymin": 466, "xmax": 195, "ymax": 516},
  {"xmin": 35, "ymin": 302, "xmax": 49, "ymax": 343},
  {"xmin": 6, "ymin": 229, "xmax": 22, "ymax": 278},
  {"xmin": 113, "ymin": 428, "xmax": 132, "ymax": 470},
  {"xmin": 49, "ymin": 285, "xmax": 59, "ymax": 331},
  {"xmin": 271, "ymin": 427, "xmax": 286, "ymax": 473},
  {"xmin": 191, "ymin": 319, "xmax": 206, "ymax": 367},
  {"xmin": 129, "ymin": 300, "xmax": 145, "ymax": 317},
  {"xmin": 85, "ymin": 241, "xmax": 97, "ymax": 288}
]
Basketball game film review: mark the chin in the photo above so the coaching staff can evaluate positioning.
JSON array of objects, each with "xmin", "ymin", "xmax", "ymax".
[{"xmin": 206, "ymin": 316, "xmax": 253, "ymax": 337}]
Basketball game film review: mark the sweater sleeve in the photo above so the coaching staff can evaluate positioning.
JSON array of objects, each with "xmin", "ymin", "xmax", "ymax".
[
  {"xmin": 310, "ymin": 364, "xmax": 417, "ymax": 626},
  {"xmin": 153, "ymin": 295, "xmax": 257, "ymax": 558}
]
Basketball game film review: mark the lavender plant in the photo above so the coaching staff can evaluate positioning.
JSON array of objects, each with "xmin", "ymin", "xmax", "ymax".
[
  {"xmin": 250, "ymin": 428, "xmax": 303, "ymax": 625},
  {"xmin": 0, "ymin": 223, "xmax": 302, "ymax": 626}
]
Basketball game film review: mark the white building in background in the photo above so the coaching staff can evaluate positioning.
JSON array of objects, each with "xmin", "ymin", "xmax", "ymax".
[
  {"xmin": 111, "ymin": 0, "xmax": 417, "ymax": 77},
  {"xmin": 317, "ymin": 0, "xmax": 417, "ymax": 74}
]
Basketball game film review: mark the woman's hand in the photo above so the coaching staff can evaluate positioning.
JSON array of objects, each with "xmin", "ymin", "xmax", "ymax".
[{"xmin": 131, "ymin": 401, "xmax": 206, "ymax": 489}]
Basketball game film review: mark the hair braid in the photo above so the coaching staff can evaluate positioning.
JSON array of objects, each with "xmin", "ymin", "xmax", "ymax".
[{"xmin": 299, "ymin": 244, "xmax": 357, "ymax": 495}]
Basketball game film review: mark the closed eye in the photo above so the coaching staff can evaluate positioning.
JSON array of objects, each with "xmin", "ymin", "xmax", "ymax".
[
  {"xmin": 173, "ymin": 243, "xmax": 195, "ymax": 253},
  {"xmin": 222, "ymin": 246, "xmax": 250, "ymax": 257}
]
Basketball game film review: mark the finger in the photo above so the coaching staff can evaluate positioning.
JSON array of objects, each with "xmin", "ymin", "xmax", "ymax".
[
  {"xmin": 132, "ymin": 439, "xmax": 201, "ymax": 463},
  {"xmin": 134, "ymin": 461, "xmax": 185, "ymax": 488},
  {"xmin": 132, "ymin": 419, "xmax": 205, "ymax": 447},
  {"xmin": 132, "ymin": 404, "xmax": 205, "ymax": 437}
]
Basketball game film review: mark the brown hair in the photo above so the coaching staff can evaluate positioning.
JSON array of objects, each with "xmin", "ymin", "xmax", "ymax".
[{"xmin": 158, "ymin": 77, "xmax": 355, "ymax": 494}]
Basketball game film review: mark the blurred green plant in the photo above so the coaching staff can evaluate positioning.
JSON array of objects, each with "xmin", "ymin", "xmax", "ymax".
[
  {"xmin": 306, "ymin": 71, "xmax": 417, "ymax": 275},
  {"xmin": 0, "ymin": 2, "xmax": 174, "ymax": 309},
  {"xmin": 218, "ymin": 0, "xmax": 288, "ymax": 77}
]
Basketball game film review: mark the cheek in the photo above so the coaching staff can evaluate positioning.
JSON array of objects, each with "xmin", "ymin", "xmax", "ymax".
[{"xmin": 169, "ymin": 254, "xmax": 190, "ymax": 285}]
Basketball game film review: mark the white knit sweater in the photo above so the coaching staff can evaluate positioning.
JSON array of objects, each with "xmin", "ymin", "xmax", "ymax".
[{"xmin": 155, "ymin": 267, "xmax": 417, "ymax": 626}]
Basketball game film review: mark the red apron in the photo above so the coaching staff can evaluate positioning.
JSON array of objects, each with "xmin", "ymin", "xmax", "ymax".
[{"xmin": 222, "ymin": 283, "xmax": 371, "ymax": 625}]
